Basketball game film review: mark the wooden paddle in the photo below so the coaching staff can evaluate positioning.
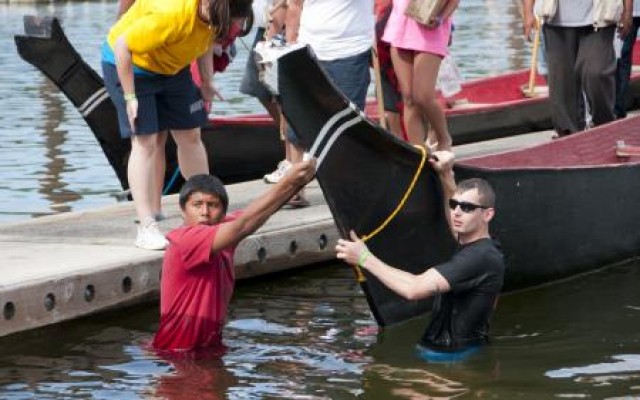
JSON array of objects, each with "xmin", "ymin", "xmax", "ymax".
[{"xmin": 523, "ymin": 17, "xmax": 541, "ymax": 98}]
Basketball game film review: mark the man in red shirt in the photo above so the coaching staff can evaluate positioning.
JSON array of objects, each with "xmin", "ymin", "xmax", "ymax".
[{"xmin": 152, "ymin": 160, "xmax": 315, "ymax": 355}]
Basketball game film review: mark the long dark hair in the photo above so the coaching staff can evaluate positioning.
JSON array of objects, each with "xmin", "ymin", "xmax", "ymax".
[{"xmin": 209, "ymin": 0, "xmax": 254, "ymax": 39}]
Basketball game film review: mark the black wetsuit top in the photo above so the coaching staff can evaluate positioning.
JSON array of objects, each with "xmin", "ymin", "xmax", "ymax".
[{"xmin": 420, "ymin": 238, "xmax": 505, "ymax": 351}]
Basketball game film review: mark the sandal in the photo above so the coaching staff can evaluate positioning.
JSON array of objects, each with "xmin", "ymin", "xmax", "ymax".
[{"xmin": 285, "ymin": 193, "xmax": 310, "ymax": 208}]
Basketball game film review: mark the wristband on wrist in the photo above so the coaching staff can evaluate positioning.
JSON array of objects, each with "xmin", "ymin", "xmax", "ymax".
[
  {"xmin": 124, "ymin": 92, "xmax": 137, "ymax": 101},
  {"xmin": 358, "ymin": 250, "xmax": 371, "ymax": 268}
]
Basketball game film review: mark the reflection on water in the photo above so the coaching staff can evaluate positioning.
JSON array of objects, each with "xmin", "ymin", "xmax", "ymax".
[
  {"xmin": 0, "ymin": 260, "xmax": 639, "ymax": 398},
  {"xmin": 546, "ymin": 354, "xmax": 640, "ymax": 379},
  {"xmin": 38, "ymin": 79, "xmax": 80, "ymax": 215},
  {"xmin": 0, "ymin": 0, "xmax": 532, "ymax": 223}
]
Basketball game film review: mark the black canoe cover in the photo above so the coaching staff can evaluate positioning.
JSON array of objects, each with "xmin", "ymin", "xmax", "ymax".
[{"xmin": 274, "ymin": 46, "xmax": 457, "ymax": 326}]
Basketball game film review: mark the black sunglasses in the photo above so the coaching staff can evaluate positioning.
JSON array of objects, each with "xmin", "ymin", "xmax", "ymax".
[{"xmin": 448, "ymin": 199, "xmax": 488, "ymax": 213}]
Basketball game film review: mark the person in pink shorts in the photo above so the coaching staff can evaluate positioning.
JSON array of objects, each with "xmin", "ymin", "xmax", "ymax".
[{"xmin": 382, "ymin": 0, "xmax": 459, "ymax": 149}]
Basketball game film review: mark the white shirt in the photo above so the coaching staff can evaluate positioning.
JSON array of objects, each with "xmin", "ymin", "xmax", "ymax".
[
  {"xmin": 253, "ymin": 0, "xmax": 271, "ymax": 28},
  {"xmin": 298, "ymin": 0, "xmax": 374, "ymax": 61},
  {"xmin": 547, "ymin": 0, "xmax": 592, "ymax": 26}
]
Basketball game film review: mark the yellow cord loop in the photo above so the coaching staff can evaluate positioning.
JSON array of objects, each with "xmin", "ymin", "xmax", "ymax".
[
  {"xmin": 353, "ymin": 262, "xmax": 367, "ymax": 283},
  {"xmin": 352, "ymin": 144, "xmax": 428, "ymax": 282},
  {"xmin": 361, "ymin": 144, "xmax": 428, "ymax": 242}
]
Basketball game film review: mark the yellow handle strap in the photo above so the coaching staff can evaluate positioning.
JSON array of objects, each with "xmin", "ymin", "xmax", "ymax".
[{"xmin": 352, "ymin": 145, "xmax": 428, "ymax": 281}]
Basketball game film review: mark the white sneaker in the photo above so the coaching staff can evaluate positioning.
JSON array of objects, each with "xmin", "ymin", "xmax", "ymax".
[
  {"xmin": 263, "ymin": 160, "xmax": 292, "ymax": 184},
  {"xmin": 135, "ymin": 222, "xmax": 168, "ymax": 250}
]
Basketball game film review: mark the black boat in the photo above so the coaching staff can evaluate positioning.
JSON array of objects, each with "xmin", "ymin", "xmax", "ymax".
[{"xmin": 269, "ymin": 45, "xmax": 640, "ymax": 327}]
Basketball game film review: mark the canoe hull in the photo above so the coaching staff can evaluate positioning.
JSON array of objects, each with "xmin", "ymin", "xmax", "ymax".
[
  {"xmin": 448, "ymin": 99, "xmax": 551, "ymax": 144},
  {"xmin": 456, "ymin": 163, "xmax": 640, "ymax": 291}
]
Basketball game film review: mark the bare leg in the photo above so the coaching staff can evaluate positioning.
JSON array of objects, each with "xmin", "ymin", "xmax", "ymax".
[
  {"xmin": 413, "ymin": 52, "xmax": 451, "ymax": 150},
  {"xmin": 282, "ymin": 115, "xmax": 291, "ymax": 162},
  {"xmin": 285, "ymin": 136, "xmax": 292, "ymax": 161},
  {"xmin": 151, "ymin": 131, "xmax": 168, "ymax": 216},
  {"xmin": 170, "ymin": 128, "xmax": 209, "ymax": 179},
  {"xmin": 128, "ymin": 134, "xmax": 162, "ymax": 223},
  {"xmin": 391, "ymin": 47, "xmax": 426, "ymax": 145},
  {"xmin": 289, "ymin": 141, "xmax": 304, "ymax": 164},
  {"xmin": 259, "ymin": 97, "xmax": 281, "ymax": 127},
  {"xmin": 288, "ymin": 140, "xmax": 307, "ymax": 202},
  {"xmin": 280, "ymin": 118, "xmax": 294, "ymax": 164},
  {"xmin": 386, "ymin": 111, "xmax": 403, "ymax": 140},
  {"xmin": 260, "ymin": 97, "xmax": 291, "ymax": 168}
]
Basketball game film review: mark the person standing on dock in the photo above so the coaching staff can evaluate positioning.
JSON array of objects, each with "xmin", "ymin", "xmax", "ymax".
[
  {"xmin": 102, "ymin": 0, "xmax": 253, "ymax": 250},
  {"xmin": 615, "ymin": 0, "xmax": 640, "ymax": 119},
  {"xmin": 240, "ymin": 0, "xmax": 295, "ymax": 185},
  {"xmin": 152, "ymin": 159, "xmax": 315, "ymax": 355},
  {"xmin": 375, "ymin": 0, "xmax": 405, "ymax": 139},
  {"xmin": 523, "ymin": 0, "xmax": 634, "ymax": 135},
  {"xmin": 336, "ymin": 152, "xmax": 505, "ymax": 362},
  {"xmin": 262, "ymin": 0, "xmax": 374, "ymax": 208},
  {"xmin": 381, "ymin": 0, "xmax": 459, "ymax": 149}
]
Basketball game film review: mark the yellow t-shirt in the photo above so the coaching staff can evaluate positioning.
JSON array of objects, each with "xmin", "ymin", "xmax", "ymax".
[{"xmin": 107, "ymin": 0, "xmax": 216, "ymax": 75}]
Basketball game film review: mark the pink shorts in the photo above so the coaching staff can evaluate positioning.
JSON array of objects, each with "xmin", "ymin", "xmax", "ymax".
[{"xmin": 382, "ymin": 0, "xmax": 452, "ymax": 57}]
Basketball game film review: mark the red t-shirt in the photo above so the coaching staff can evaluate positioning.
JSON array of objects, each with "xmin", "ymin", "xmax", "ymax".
[{"xmin": 152, "ymin": 211, "xmax": 241, "ymax": 353}]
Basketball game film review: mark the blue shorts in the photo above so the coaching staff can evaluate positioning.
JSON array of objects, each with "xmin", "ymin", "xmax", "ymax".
[
  {"xmin": 416, "ymin": 344, "xmax": 480, "ymax": 363},
  {"xmin": 102, "ymin": 62, "xmax": 208, "ymax": 139},
  {"xmin": 287, "ymin": 49, "xmax": 371, "ymax": 146}
]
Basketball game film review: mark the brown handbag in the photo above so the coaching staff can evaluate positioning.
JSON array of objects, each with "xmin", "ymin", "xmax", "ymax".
[{"xmin": 404, "ymin": 0, "xmax": 448, "ymax": 26}]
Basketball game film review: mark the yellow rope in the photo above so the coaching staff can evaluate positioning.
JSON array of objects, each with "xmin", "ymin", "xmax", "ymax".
[
  {"xmin": 352, "ymin": 144, "xmax": 428, "ymax": 281},
  {"xmin": 353, "ymin": 263, "xmax": 367, "ymax": 282},
  {"xmin": 361, "ymin": 144, "xmax": 428, "ymax": 242}
]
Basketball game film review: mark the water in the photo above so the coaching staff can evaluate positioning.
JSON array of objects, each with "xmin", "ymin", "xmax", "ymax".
[
  {"xmin": 4, "ymin": 1, "xmax": 639, "ymax": 398},
  {"xmin": 0, "ymin": 0, "xmax": 530, "ymax": 223},
  {"xmin": 1, "ymin": 260, "xmax": 639, "ymax": 399}
]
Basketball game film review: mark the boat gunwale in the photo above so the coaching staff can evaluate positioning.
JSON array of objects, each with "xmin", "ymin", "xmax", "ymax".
[{"xmin": 458, "ymin": 116, "xmax": 640, "ymax": 171}]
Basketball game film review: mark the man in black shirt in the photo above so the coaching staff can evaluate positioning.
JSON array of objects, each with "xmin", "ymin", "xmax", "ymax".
[{"xmin": 336, "ymin": 151, "xmax": 505, "ymax": 362}]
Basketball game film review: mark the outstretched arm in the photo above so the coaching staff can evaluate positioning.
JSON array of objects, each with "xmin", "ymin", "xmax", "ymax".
[
  {"xmin": 522, "ymin": 0, "xmax": 537, "ymax": 41},
  {"xmin": 429, "ymin": 150, "xmax": 456, "ymax": 234},
  {"xmin": 336, "ymin": 231, "xmax": 451, "ymax": 300},
  {"xmin": 285, "ymin": 0, "xmax": 303, "ymax": 43},
  {"xmin": 113, "ymin": 36, "xmax": 137, "ymax": 132},
  {"xmin": 211, "ymin": 159, "xmax": 315, "ymax": 253},
  {"xmin": 619, "ymin": 0, "xmax": 633, "ymax": 38},
  {"xmin": 117, "ymin": 0, "xmax": 135, "ymax": 18},
  {"xmin": 196, "ymin": 44, "xmax": 222, "ymax": 104}
]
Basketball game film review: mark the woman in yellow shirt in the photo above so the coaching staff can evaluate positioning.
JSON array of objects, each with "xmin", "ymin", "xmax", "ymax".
[{"xmin": 102, "ymin": 0, "xmax": 252, "ymax": 250}]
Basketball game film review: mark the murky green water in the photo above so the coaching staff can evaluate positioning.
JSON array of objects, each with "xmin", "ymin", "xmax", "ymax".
[{"xmin": 1, "ymin": 260, "xmax": 639, "ymax": 399}]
